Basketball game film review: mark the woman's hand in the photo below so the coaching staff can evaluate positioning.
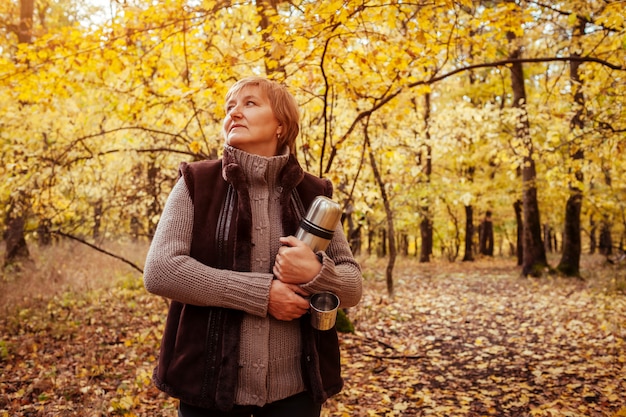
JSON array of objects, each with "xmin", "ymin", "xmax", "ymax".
[
  {"xmin": 273, "ymin": 236, "xmax": 322, "ymax": 285},
  {"xmin": 268, "ymin": 280, "xmax": 310, "ymax": 321}
]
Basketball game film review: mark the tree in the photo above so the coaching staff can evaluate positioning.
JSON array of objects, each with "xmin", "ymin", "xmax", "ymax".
[
  {"xmin": 506, "ymin": 1, "xmax": 548, "ymax": 276},
  {"xmin": 365, "ymin": 118, "xmax": 396, "ymax": 296},
  {"xmin": 419, "ymin": 94, "xmax": 434, "ymax": 263},
  {"xmin": 479, "ymin": 211, "xmax": 494, "ymax": 256},
  {"xmin": 2, "ymin": 0, "xmax": 34, "ymax": 268},
  {"xmin": 557, "ymin": 17, "xmax": 586, "ymax": 277},
  {"xmin": 0, "ymin": 0, "xmax": 624, "ymax": 276}
]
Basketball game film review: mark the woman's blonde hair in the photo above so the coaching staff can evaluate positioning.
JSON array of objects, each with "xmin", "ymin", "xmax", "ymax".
[{"xmin": 224, "ymin": 77, "xmax": 300, "ymax": 153}]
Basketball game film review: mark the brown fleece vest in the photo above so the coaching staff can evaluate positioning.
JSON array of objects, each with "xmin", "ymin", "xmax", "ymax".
[{"xmin": 153, "ymin": 154, "xmax": 343, "ymax": 410}]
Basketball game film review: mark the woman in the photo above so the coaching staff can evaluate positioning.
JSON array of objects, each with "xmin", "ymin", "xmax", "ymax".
[{"xmin": 144, "ymin": 76, "xmax": 363, "ymax": 417}]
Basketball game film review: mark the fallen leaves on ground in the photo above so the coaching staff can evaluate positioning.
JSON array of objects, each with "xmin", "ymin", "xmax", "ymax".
[
  {"xmin": 1, "ymin": 257, "xmax": 625, "ymax": 416},
  {"xmin": 326, "ymin": 258, "xmax": 626, "ymax": 417},
  {"xmin": 0, "ymin": 276, "xmax": 177, "ymax": 416}
]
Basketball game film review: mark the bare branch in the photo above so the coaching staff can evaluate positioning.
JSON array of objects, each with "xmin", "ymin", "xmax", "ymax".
[
  {"xmin": 333, "ymin": 55, "xmax": 624, "ymax": 151},
  {"xmin": 598, "ymin": 121, "xmax": 626, "ymax": 133},
  {"xmin": 51, "ymin": 230, "xmax": 144, "ymax": 274},
  {"xmin": 416, "ymin": 56, "xmax": 625, "ymax": 89}
]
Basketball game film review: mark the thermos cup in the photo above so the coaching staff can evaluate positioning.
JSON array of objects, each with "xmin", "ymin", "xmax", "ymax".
[{"xmin": 309, "ymin": 292, "xmax": 340, "ymax": 331}]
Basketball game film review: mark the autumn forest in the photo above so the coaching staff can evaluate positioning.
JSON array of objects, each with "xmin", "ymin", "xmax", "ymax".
[{"xmin": 1, "ymin": 0, "xmax": 625, "ymax": 416}]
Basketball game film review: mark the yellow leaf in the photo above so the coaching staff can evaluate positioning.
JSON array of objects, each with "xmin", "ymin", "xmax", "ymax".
[
  {"xmin": 270, "ymin": 41, "xmax": 286, "ymax": 60},
  {"xmin": 189, "ymin": 141, "xmax": 202, "ymax": 154},
  {"xmin": 393, "ymin": 402, "xmax": 409, "ymax": 411},
  {"xmin": 294, "ymin": 37, "xmax": 309, "ymax": 51}
]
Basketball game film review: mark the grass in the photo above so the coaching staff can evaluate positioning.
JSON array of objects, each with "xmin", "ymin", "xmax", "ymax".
[{"xmin": 0, "ymin": 239, "xmax": 149, "ymax": 313}]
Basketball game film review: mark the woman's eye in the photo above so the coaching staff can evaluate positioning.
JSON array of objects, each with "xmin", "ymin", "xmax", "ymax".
[{"xmin": 225, "ymin": 100, "xmax": 255, "ymax": 111}]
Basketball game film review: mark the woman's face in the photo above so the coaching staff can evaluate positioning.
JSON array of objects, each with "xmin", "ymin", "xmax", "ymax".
[{"xmin": 223, "ymin": 85, "xmax": 282, "ymax": 157}]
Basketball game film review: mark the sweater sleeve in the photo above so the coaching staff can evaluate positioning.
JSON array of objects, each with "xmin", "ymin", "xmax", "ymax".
[
  {"xmin": 143, "ymin": 178, "xmax": 273, "ymax": 316},
  {"xmin": 299, "ymin": 223, "xmax": 363, "ymax": 308}
]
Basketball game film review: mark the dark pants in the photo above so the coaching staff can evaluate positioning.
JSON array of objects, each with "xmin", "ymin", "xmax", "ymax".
[{"xmin": 178, "ymin": 392, "xmax": 322, "ymax": 417}]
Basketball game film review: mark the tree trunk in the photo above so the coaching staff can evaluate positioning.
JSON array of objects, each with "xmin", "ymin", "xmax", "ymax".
[
  {"xmin": 400, "ymin": 233, "xmax": 409, "ymax": 256},
  {"xmin": 507, "ymin": 9, "xmax": 548, "ymax": 276},
  {"xmin": 443, "ymin": 202, "xmax": 461, "ymax": 262},
  {"xmin": 4, "ymin": 0, "xmax": 35, "ymax": 268},
  {"xmin": 479, "ymin": 211, "xmax": 494, "ymax": 256},
  {"xmin": 147, "ymin": 159, "xmax": 160, "ymax": 238},
  {"xmin": 365, "ymin": 122, "xmax": 396, "ymax": 296},
  {"xmin": 367, "ymin": 221, "xmax": 374, "ymax": 256},
  {"xmin": 520, "ymin": 134, "xmax": 548, "ymax": 276},
  {"xmin": 514, "ymin": 200, "xmax": 523, "ymax": 266},
  {"xmin": 37, "ymin": 219, "xmax": 52, "ymax": 246},
  {"xmin": 419, "ymin": 93, "xmax": 433, "ymax": 263},
  {"xmin": 599, "ymin": 220, "xmax": 613, "ymax": 256},
  {"xmin": 379, "ymin": 229, "xmax": 387, "ymax": 258},
  {"xmin": 557, "ymin": 18, "xmax": 586, "ymax": 278},
  {"xmin": 544, "ymin": 224, "xmax": 553, "ymax": 253},
  {"xmin": 346, "ymin": 204, "xmax": 362, "ymax": 256},
  {"xmin": 419, "ymin": 215, "xmax": 432, "ymax": 262},
  {"xmin": 558, "ymin": 194, "xmax": 583, "ymax": 274},
  {"xmin": 462, "ymin": 205, "xmax": 474, "ymax": 261},
  {"xmin": 462, "ymin": 43, "xmax": 477, "ymax": 263},
  {"xmin": 598, "ymin": 163, "xmax": 613, "ymax": 256},
  {"xmin": 4, "ymin": 192, "xmax": 31, "ymax": 268},
  {"xmin": 589, "ymin": 213, "xmax": 597, "ymax": 255}
]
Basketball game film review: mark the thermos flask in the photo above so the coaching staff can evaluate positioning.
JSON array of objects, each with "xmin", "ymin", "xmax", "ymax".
[
  {"xmin": 295, "ymin": 196, "xmax": 342, "ymax": 252},
  {"xmin": 296, "ymin": 196, "xmax": 343, "ymax": 330}
]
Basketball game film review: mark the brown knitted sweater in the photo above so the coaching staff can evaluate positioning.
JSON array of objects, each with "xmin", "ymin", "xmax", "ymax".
[{"xmin": 144, "ymin": 145, "xmax": 362, "ymax": 406}]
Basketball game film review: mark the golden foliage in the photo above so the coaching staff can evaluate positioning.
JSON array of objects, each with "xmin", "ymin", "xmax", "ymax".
[{"xmin": 0, "ymin": 0, "xmax": 624, "ymax": 250}]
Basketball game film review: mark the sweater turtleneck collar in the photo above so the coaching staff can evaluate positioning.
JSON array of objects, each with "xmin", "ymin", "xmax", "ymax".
[{"xmin": 222, "ymin": 144, "xmax": 290, "ymax": 186}]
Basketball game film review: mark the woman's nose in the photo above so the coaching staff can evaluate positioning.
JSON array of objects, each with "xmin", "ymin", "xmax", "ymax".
[{"xmin": 229, "ymin": 104, "xmax": 242, "ymax": 118}]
